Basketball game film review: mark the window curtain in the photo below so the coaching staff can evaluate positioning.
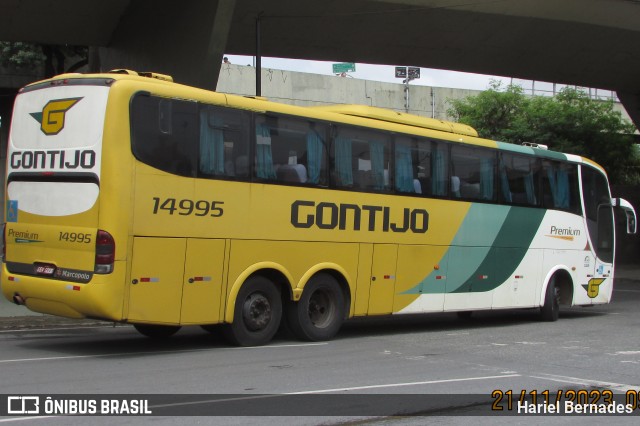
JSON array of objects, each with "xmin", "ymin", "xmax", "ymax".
[
  {"xmin": 306, "ymin": 130, "xmax": 324, "ymax": 184},
  {"xmin": 335, "ymin": 137, "xmax": 353, "ymax": 186},
  {"xmin": 555, "ymin": 168, "xmax": 570, "ymax": 209},
  {"xmin": 546, "ymin": 165, "xmax": 570, "ymax": 209},
  {"xmin": 370, "ymin": 140, "xmax": 385, "ymax": 190},
  {"xmin": 480, "ymin": 157, "xmax": 494, "ymax": 200},
  {"xmin": 199, "ymin": 109, "xmax": 224, "ymax": 174},
  {"xmin": 256, "ymin": 123, "xmax": 276, "ymax": 179},
  {"xmin": 524, "ymin": 172, "xmax": 536, "ymax": 205},
  {"xmin": 431, "ymin": 147, "xmax": 446, "ymax": 196},
  {"xmin": 395, "ymin": 143, "xmax": 414, "ymax": 193},
  {"xmin": 499, "ymin": 157, "xmax": 512, "ymax": 203}
]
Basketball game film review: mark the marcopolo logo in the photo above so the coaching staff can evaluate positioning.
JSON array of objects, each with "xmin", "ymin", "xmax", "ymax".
[{"xmin": 30, "ymin": 97, "xmax": 83, "ymax": 135}]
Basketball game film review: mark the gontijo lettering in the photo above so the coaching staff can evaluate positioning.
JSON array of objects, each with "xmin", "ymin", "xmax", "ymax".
[
  {"xmin": 291, "ymin": 200, "xmax": 429, "ymax": 233},
  {"xmin": 10, "ymin": 149, "xmax": 96, "ymax": 171}
]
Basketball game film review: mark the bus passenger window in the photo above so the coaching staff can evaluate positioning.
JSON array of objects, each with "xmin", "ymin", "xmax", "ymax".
[
  {"xmin": 254, "ymin": 115, "xmax": 328, "ymax": 185},
  {"xmin": 395, "ymin": 137, "xmax": 448, "ymax": 197},
  {"xmin": 199, "ymin": 106, "xmax": 249, "ymax": 179},
  {"xmin": 499, "ymin": 153, "xmax": 540, "ymax": 206},
  {"xmin": 451, "ymin": 145, "xmax": 496, "ymax": 201},
  {"xmin": 333, "ymin": 126, "xmax": 390, "ymax": 192},
  {"xmin": 542, "ymin": 161, "xmax": 580, "ymax": 213}
]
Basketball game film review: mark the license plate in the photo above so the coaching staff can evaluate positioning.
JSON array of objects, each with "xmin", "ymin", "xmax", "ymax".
[{"xmin": 34, "ymin": 263, "xmax": 56, "ymax": 276}]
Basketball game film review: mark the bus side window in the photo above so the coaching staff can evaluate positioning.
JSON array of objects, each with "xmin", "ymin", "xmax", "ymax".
[
  {"xmin": 450, "ymin": 145, "xmax": 496, "ymax": 201},
  {"xmin": 542, "ymin": 161, "xmax": 580, "ymax": 214},
  {"xmin": 254, "ymin": 114, "xmax": 328, "ymax": 186},
  {"xmin": 131, "ymin": 95, "xmax": 198, "ymax": 177},
  {"xmin": 333, "ymin": 126, "xmax": 390, "ymax": 192},
  {"xmin": 198, "ymin": 105, "xmax": 249, "ymax": 179},
  {"xmin": 499, "ymin": 153, "xmax": 540, "ymax": 206}
]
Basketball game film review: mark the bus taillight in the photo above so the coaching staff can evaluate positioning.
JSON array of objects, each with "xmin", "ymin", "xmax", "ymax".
[{"xmin": 95, "ymin": 230, "xmax": 115, "ymax": 274}]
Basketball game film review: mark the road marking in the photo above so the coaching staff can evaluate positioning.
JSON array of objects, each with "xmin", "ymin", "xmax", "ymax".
[
  {"xmin": 0, "ymin": 417, "xmax": 58, "ymax": 423},
  {"xmin": 529, "ymin": 373, "xmax": 639, "ymax": 392},
  {"xmin": 287, "ymin": 373, "xmax": 521, "ymax": 394},
  {"xmin": 0, "ymin": 342, "xmax": 328, "ymax": 364}
]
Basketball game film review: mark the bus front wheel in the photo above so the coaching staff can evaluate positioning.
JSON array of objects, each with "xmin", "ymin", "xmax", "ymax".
[
  {"xmin": 224, "ymin": 276, "xmax": 282, "ymax": 346},
  {"xmin": 286, "ymin": 273, "xmax": 345, "ymax": 341},
  {"xmin": 540, "ymin": 277, "xmax": 560, "ymax": 322}
]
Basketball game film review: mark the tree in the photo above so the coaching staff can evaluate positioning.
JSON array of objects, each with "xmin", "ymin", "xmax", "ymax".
[
  {"xmin": 447, "ymin": 80, "xmax": 640, "ymax": 184},
  {"xmin": 0, "ymin": 42, "xmax": 88, "ymax": 77}
]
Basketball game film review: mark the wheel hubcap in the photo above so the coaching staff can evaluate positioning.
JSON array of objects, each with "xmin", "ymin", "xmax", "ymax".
[
  {"xmin": 242, "ymin": 293, "xmax": 271, "ymax": 331},
  {"xmin": 308, "ymin": 290, "xmax": 334, "ymax": 328}
]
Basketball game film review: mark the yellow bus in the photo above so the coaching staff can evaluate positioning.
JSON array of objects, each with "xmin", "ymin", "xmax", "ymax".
[{"xmin": 2, "ymin": 71, "xmax": 636, "ymax": 346}]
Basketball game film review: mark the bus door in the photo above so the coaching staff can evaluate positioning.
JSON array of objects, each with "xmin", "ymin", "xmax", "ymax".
[
  {"xmin": 128, "ymin": 237, "xmax": 225, "ymax": 324},
  {"xmin": 367, "ymin": 244, "xmax": 398, "ymax": 315}
]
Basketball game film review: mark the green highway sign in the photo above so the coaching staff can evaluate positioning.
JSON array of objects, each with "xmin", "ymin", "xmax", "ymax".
[{"xmin": 332, "ymin": 62, "xmax": 356, "ymax": 74}]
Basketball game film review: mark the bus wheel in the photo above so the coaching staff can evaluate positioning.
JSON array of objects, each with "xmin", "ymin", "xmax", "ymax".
[
  {"xmin": 224, "ymin": 276, "xmax": 282, "ymax": 346},
  {"xmin": 286, "ymin": 273, "xmax": 345, "ymax": 341},
  {"xmin": 540, "ymin": 277, "xmax": 560, "ymax": 322},
  {"xmin": 133, "ymin": 324, "xmax": 181, "ymax": 338}
]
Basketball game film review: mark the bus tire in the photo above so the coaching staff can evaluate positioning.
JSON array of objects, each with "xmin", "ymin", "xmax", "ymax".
[
  {"xmin": 286, "ymin": 273, "xmax": 345, "ymax": 341},
  {"xmin": 540, "ymin": 277, "xmax": 560, "ymax": 322},
  {"xmin": 224, "ymin": 276, "xmax": 282, "ymax": 346},
  {"xmin": 133, "ymin": 324, "xmax": 181, "ymax": 338}
]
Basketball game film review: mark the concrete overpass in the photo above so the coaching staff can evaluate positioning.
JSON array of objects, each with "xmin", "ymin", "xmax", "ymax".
[{"xmin": 1, "ymin": 0, "xmax": 640, "ymax": 127}]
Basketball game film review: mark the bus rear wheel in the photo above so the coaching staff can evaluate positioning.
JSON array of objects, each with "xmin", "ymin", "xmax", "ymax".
[
  {"xmin": 286, "ymin": 273, "xmax": 345, "ymax": 341},
  {"xmin": 540, "ymin": 277, "xmax": 560, "ymax": 321},
  {"xmin": 224, "ymin": 276, "xmax": 282, "ymax": 346},
  {"xmin": 133, "ymin": 324, "xmax": 181, "ymax": 338}
]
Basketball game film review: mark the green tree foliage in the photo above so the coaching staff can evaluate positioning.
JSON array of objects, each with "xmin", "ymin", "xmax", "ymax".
[
  {"xmin": 0, "ymin": 42, "xmax": 88, "ymax": 77},
  {"xmin": 448, "ymin": 80, "xmax": 640, "ymax": 184},
  {"xmin": 0, "ymin": 42, "xmax": 45, "ymax": 68}
]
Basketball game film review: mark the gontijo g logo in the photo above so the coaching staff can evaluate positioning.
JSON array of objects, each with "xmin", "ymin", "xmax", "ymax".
[{"xmin": 29, "ymin": 97, "xmax": 83, "ymax": 135}]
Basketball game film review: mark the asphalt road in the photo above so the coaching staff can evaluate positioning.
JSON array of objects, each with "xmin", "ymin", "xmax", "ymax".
[{"xmin": 0, "ymin": 278, "xmax": 639, "ymax": 425}]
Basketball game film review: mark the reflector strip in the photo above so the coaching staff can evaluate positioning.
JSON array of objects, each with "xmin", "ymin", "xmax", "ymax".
[
  {"xmin": 65, "ymin": 285, "xmax": 81, "ymax": 291},
  {"xmin": 8, "ymin": 276, "xmax": 19, "ymax": 282},
  {"xmin": 435, "ymin": 275, "xmax": 446, "ymax": 280},
  {"xmin": 383, "ymin": 275, "xmax": 395, "ymax": 280},
  {"xmin": 193, "ymin": 276, "xmax": 212, "ymax": 282},
  {"xmin": 140, "ymin": 277, "xmax": 159, "ymax": 283},
  {"xmin": 478, "ymin": 275, "xmax": 488, "ymax": 280}
]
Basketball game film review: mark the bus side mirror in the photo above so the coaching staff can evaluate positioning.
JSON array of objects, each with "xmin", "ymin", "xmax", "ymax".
[{"xmin": 612, "ymin": 198, "xmax": 637, "ymax": 234}]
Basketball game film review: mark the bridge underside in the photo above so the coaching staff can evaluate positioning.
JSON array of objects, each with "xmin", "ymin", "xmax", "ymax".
[{"xmin": 1, "ymin": 0, "xmax": 639, "ymax": 127}]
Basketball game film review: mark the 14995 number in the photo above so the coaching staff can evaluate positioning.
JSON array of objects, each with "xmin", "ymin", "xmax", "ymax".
[{"xmin": 152, "ymin": 198, "xmax": 224, "ymax": 217}]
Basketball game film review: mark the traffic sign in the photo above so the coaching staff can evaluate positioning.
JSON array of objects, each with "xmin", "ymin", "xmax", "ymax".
[
  {"xmin": 396, "ymin": 66, "xmax": 420, "ymax": 80},
  {"xmin": 333, "ymin": 62, "xmax": 356, "ymax": 74}
]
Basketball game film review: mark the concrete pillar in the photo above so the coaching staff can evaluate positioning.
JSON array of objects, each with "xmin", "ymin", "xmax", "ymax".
[{"xmin": 97, "ymin": 0, "xmax": 236, "ymax": 90}]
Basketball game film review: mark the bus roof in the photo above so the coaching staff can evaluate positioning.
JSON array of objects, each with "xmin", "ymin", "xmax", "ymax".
[{"xmin": 311, "ymin": 104, "xmax": 478, "ymax": 138}]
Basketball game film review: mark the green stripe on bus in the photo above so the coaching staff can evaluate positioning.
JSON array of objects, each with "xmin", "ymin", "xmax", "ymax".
[
  {"xmin": 404, "ymin": 205, "xmax": 545, "ymax": 295},
  {"xmin": 451, "ymin": 207, "xmax": 545, "ymax": 293}
]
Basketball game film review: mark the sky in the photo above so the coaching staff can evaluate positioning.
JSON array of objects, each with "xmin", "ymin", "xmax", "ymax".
[{"xmin": 224, "ymin": 55, "xmax": 510, "ymax": 91}]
